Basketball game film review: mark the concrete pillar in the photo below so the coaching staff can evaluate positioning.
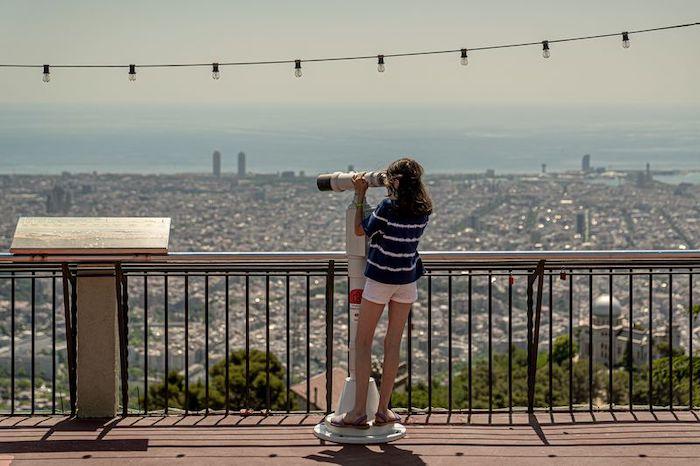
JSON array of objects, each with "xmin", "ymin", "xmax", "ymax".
[{"xmin": 76, "ymin": 267, "xmax": 119, "ymax": 418}]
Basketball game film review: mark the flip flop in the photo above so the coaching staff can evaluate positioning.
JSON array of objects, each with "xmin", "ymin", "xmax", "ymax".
[
  {"xmin": 329, "ymin": 413, "xmax": 370, "ymax": 429},
  {"xmin": 374, "ymin": 411, "xmax": 402, "ymax": 426}
]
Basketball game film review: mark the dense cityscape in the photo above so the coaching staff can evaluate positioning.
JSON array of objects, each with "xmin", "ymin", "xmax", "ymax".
[{"xmin": 1, "ymin": 153, "xmax": 699, "ymax": 412}]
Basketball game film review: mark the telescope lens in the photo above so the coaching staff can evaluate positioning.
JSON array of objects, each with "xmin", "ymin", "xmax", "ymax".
[{"xmin": 316, "ymin": 174, "xmax": 333, "ymax": 191}]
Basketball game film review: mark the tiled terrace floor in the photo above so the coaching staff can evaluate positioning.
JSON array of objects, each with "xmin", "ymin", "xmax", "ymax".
[{"xmin": 1, "ymin": 411, "xmax": 699, "ymax": 465}]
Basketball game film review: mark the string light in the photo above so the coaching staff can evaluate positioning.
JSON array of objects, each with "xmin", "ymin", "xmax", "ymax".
[
  {"xmin": 377, "ymin": 55, "xmax": 385, "ymax": 72},
  {"xmin": 622, "ymin": 31, "xmax": 630, "ymax": 48},
  {"xmin": 0, "ymin": 21, "xmax": 696, "ymax": 81}
]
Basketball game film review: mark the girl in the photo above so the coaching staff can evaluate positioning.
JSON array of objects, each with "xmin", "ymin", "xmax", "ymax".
[{"xmin": 331, "ymin": 158, "xmax": 432, "ymax": 428}]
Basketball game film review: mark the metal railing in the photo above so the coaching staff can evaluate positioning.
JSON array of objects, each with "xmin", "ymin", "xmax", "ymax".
[{"xmin": 1, "ymin": 250, "xmax": 698, "ymax": 416}]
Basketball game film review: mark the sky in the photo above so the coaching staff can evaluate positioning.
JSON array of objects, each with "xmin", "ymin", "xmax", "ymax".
[{"xmin": 1, "ymin": 0, "xmax": 699, "ymax": 105}]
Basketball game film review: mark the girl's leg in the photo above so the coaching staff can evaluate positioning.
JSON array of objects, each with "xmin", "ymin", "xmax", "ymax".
[
  {"xmin": 377, "ymin": 300, "xmax": 411, "ymax": 416},
  {"xmin": 345, "ymin": 297, "xmax": 385, "ymax": 421}
]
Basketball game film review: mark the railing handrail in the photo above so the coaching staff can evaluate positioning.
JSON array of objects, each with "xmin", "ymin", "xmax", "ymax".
[{"xmin": 1, "ymin": 249, "xmax": 700, "ymax": 264}]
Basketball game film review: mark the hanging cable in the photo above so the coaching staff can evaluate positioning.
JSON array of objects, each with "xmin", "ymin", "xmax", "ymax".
[{"xmin": 1, "ymin": 21, "xmax": 696, "ymax": 75}]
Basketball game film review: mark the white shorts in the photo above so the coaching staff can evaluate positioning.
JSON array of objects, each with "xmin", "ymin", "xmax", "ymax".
[{"xmin": 362, "ymin": 277, "xmax": 418, "ymax": 305}]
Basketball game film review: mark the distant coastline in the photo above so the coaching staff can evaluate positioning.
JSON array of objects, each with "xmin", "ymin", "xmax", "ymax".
[{"xmin": 1, "ymin": 102, "xmax": 698, "ymax": 177}]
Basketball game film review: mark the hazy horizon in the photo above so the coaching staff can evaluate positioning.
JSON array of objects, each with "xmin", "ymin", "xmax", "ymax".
[{"xmin": 1, "ymin": 101, "xmax": 698, "ymax": 176}]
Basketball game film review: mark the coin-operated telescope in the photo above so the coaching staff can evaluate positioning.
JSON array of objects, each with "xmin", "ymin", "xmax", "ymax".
[
  {"xmin": 316, "ymin": 171, "xmax": 387, "ymax": 192},
  {"xmin": 312, "ymin": 170, "xmax": 406, "ymax": 445}
]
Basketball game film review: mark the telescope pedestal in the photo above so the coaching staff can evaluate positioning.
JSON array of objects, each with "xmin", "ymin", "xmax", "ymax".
[
  {"xmin": 312, "ymin": 192, "xmax": 406, "ymax": 444},
  {"xmin": 314, "ymin": 376, "xmax": 406, "ymax": 444}
]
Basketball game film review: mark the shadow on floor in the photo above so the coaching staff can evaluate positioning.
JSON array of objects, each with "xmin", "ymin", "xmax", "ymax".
[{"xmin": 305, "ymin": 444, "xmax": 426, "ymax": 465}]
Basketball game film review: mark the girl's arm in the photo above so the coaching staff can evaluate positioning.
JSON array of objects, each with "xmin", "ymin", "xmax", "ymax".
[{"xmin": 352, "ymin": 173, "xmax": 369, "ymax": 236}]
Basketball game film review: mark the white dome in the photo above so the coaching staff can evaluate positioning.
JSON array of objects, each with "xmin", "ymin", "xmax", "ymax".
[{"xmin": 592, "ymin": 294, "xmax": 622, "ymax": 318}]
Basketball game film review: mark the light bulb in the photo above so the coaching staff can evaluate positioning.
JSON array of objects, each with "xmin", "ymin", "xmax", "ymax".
[
  {"xmin": 212, "ymin": 63, "xmax": 220, "ymax": 80},
  {"xmin": 377, "ymin": 55, "xmax": 385, "ymax": 73},
  {"xmin": 294, "ymin": 60, "xmax": 302, "ymax": 78},
  {"xmin": 542, "ymin": 41, "xmax": 550, "ymax": 59},
  {"xmin": 622, "ymin": 32, "xmax": 630, "ymax": 49},
  {"xmin": 460, "ymin": 49, "xmax": 468, "ymax": 66},
  {"xmin": 42, "ymin": 64, "xmax": 50, "ymax": 83},
  {"xmin": 128, "ymin": 64, "xmax": 136, "ymax": 82}
]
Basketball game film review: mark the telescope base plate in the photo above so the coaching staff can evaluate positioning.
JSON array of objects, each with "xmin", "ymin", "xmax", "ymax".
[{"xmin": 313, "ymin": 414, "xmax": 406, "ymax": 444}]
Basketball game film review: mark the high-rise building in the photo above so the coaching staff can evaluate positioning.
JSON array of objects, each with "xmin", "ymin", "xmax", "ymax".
[
  {"xmin": 541, "ymin": 163, "xmax": 547, "ymax": 174},
  {"xmin": 238, "ymin": 151, "xmax": 246, "ymax": 178},
  {"xmin": 212, "ymin": 150, "xmax": 221, "ymax": 177},
  {"xmin": 46, "ymin": 185, "xmax": 72, "ymax": 214},
  {"xmin": 582, "ymin": 154, "xmax": 591, "ymax": 172},
  {"xmin": 576, "ymin": 210, "xmax": 591, "ymax": 242}
]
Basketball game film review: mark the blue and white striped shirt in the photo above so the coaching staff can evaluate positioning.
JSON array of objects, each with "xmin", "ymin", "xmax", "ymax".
[{"xmin": 361, "ymin": 198, "xmax": 430, "ymax": 285}]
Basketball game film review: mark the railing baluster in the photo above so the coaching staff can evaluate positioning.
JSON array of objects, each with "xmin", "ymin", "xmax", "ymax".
[
  {"xmin": 204, "ymin": 273, "xmax": 209, "ymax": 414},
  {"xmin": 52, "ymin": 273, "xmax": 56, "ymax": 414},
  {"xmin": 225, "ymin": 274, "xmax": 230, "ymax": 415},
  {"xmin": 115, "ymin": 264, "xmax": 130, "ymax": 416},
  {"xmin": 10, "ymin": 272, "xmax": 15, "ymax": 415},
  {"xmin": 690, "ymin": 269, "xmax": 694, "ymax": 410},
  {"xmin": 325, "ymin": 261, "xmax": 335, "ymax": 414},
  {"xmin": 628, "ymin": 269, "xmax": 633, "ymax": 411},
  {"xmin": 488, "ymin": 270, "xmax": 493, "ymax": 414},
  {"xmin": 183, "ymin": 273, "xmax": 187, "ymax": 415},
  {"xmin": 548, "ymin": 272, "xmax": 553, "ymax": 411},
  {"xmin": 245, "ymin": 273, "xmax": 250, "ymax": 411},
  {"xmin": 649, "ymin": 270, "xmax": 653, "ymax": 411},
  {"xmin": 508, "ymin": 270, "xmax": 513, "ymax": 414},
  {"xmin": 60, "ymin": 264, "xmax": 77, "ymax": 416},
  {"xmin": 346, "ymin": 275, "xmax": 351, "ymax": 375},
  {"xmin": 526, "ymin": 261, "xmax": 545, "ymax": 414},
  {"xmin": 265, "ymin": 272, "xmax": 271, "ymax": 413},
  {"xmin": 609, "ymin": 269, "xmax": 613, "ymax": 410},
  {"xmin": 144, "ymin": 273, "xmax": 149, "ymax": 414},
  {"xmin": 31, "ymin": 271, "xmax": 35, "ymax": 415},
  {"xmin": 588, "ymin": 268, "xmax": 593, "ymax": 411},
  {"xmin": 468, "ymin": 272, "xmax": 472, "ymax": 416},
  {"xmin": 448, "ymin": 271, "xmax": 453, "ymax": 414},
  {"xmin": 427, "ymin": 273, "xmax": 432, "ymax": 413},
  {"xmin": 305, "ymin": 273, "xmax": 310, "ymax": 413},
  {"xmin": 568, "ymin": 269, "xmax": 573, "ymax": 412},
  {"xmin": 164, "ymin": 272, "xmax": 169, "ymax": 415},
  {"xmin": 669, "ymin": 271, "xmax": 673, "ymax": 410},
  {"xmin": 285, "ymin": 273, "xmax": 290, "ymax": 413}
]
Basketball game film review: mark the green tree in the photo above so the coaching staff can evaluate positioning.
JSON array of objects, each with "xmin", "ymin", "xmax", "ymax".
[
  {"xmin": 392, "ymin": 338, "xmax": 601, "ymax": 410},
  {"xmin": 145, "ymin": 348, "xmax": 295, "ymax": 412}
]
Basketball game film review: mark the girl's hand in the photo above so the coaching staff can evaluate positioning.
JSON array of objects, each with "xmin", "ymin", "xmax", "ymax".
[{"xmin": 352, "ymin": 172, "xmax": 369, "ymax": 195}]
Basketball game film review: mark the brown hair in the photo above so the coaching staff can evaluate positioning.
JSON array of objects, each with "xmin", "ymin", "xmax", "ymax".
[{"xmin": 385, "ymin": 158, "xmax": 433, "ymax": 217}]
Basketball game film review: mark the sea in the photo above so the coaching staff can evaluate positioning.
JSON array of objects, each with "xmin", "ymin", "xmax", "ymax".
[{"xmin": 1, "ymin": 102, "xmax": 699, "ymax": 182}]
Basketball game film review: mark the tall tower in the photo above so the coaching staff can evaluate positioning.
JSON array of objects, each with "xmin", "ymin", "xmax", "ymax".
[
  {"xmin": 212, "ymin": 150, "xmax": 221, "ymax": 177},
  {"xmin": 576, "ymin": 209, "xmax": 591, "ymax": 242},
  {"xmin": 582, "ymin": 154, "xmax": 591, "ymax": 172},
  {"xmin": 238, "ymin": 151, "xmax": 246, "ymax": 178}
]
